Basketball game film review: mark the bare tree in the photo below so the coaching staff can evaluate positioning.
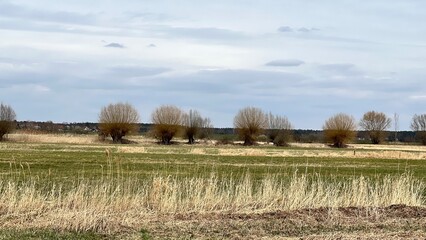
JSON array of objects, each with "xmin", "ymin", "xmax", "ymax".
[
  {"xmin": 323, "ymin": 113, "xmax": 357, "ymax": 148},
  {"xmin": 359, "ymin": 111, "xmax": 392, "ymax": 144},
  {"xmin": 182, "ymin": 109, "xmax": 212, "ymax": 144},
  {"xmin": 151, "ymin": 105, "xmax": 183, "ymax": 144},
  {"xmin": 98, "ymin": 102, "xmax": 140, "ymax": 143},
  {"xmin": 0, "ymin": 103, "xmax": 16, "ymax": 141},
  {"xmin": 183, "ymin": 109, "xmax": 203, "ymax": 144},
  {"xmin": 234, "ymin": 107, "xmax": 268, "ymax": 146},
  {"xmin": 198, "ymin": 117, "xmax": 214, "ymax": 140},
  {"xmin": 411, "ymin": 114, "xmax": 426, "ymax": 145},
  {"xmin": 394, "ymin": 113, "xmax": 399, "ymax": 142},
  {"xmin": 267, "ymin": 112, "xmax": 293, "ymax": 146}
]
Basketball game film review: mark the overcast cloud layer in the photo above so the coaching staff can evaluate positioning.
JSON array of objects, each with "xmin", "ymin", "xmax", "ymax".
[{"xmin": 1, "ymin": 0, "xmax": 425, "ymax": 129}]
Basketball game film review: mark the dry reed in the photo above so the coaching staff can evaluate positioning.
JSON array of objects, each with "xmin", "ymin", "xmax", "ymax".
[{"xmin": 0, "ymin": 169, "xmax": 423, "ymax": 233}]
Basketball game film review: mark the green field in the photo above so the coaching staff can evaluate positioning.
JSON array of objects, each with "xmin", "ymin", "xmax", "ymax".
[
  {"xmin": 1, "ymin": 141, "xmax": 425, "ymax": 182},
  {"xmin": 0, "ymin": 136, "xmax": 426, "ymax": 239}
]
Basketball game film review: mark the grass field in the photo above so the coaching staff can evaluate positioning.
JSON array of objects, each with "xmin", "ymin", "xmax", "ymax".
[{"xmin": 0, "ymin": 133, "xmax": 426, "ymax": 239}]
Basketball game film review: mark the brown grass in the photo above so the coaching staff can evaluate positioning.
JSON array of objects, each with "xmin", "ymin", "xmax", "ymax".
[
  {"xmin": 7, "ymin": 133, "xmax": 99, "ymax": 144},
  {"xmin": 1, "ymin": 134, "xmax": 426, "ymax": 238},
  {"xmin": 0, "ymin": 171, "xmax": 423, "ymax": 235},
  {"xmin": 6, "ymin": 133, "xmax": 426, "ymax": 160}
]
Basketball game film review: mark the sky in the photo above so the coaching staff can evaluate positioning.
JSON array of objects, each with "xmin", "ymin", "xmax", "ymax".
[{"xmin": 0, "ymin": 0, "xmax": 425, "ymax": 129}]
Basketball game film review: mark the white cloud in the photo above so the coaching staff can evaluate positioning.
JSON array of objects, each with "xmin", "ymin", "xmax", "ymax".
[
  {"xmin": 33, "ymin": 84, "xmax": 51, "ymax": 92},
  {"xmin": 0, "ymin": 0, "xmax": 425, "ymax": 129},
  {"xmin": 409, "ymin": 95, "xmax": 426, "ymax": 101}
]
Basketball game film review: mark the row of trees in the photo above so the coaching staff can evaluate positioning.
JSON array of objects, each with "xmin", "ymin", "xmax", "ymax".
[
  {"xmin": 234, "ymin": 107, "xmax": 292, "ymax": 146},
  {"xmin": 1, "ymin": 102, "xmax": 426, "ymax": 147},
  {"xmin": 98, "ymin": 103, "xmax": 426, "ymax": 147},
  {"xmin": 151, "ymin": 105, "xmax": 212, "ymax": 144},
  {"xmin": 233, "ymin": 109, "xmax": 423, "ymax": 148},
  {"xmin": 99, "ymin": 104, "xmax": 293, "ymax": 145},
  {"xmin": 323, "ymin": 112, "xmax": 426, "ymax": 147},
  {"xmin": 99, "ymin": 103, "xmax": 212, "ymax": 144}
]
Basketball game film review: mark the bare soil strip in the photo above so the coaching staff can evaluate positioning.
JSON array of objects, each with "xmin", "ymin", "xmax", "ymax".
[{"xmin": 143, "ymin": 205, "xmax": 426, "ymax": 239}]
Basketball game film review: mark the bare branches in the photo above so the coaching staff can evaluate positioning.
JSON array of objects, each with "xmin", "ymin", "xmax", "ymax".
[
  {"xmin": 411, "ymin": 114, "xmax": 426, "ymax": 145},
  {"xmin": 182, "ymin": 109, "xmax": 212, "ymax": 144},
  {"xmin": 323, "ymin": 113, "xmax": 357, "ymax": 148},
  {"xmin": 151, "ymin": 105, "xmax": 183, "ymax": 144},
  {"xmin": 234, "ymin": 107, "xmax": 268, "ymax": 145},
  {"xmin": 411, "ymin": 114, "xmax": 426, "ymax": 131},
  {"xmin": 267, "ymin": 113, "xmax": 293, "ymax": 146},
  {"xmin": 359, "ymin": 111, "xmax": 392, "ymax": 144},
  {"xmin": 98, "ymin": 102, "xmax": 140, "ymax": 143},
  {"xmin": 0, "ymin": 103, "xmax": 17, "ymax": 141}
]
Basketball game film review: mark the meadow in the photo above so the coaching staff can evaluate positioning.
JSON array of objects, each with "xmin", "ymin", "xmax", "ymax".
[{"xmin": 0, "ymin": 133, "xmax": 425, "ymax": 239}]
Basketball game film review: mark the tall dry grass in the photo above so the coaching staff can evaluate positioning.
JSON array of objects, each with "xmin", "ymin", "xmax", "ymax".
[
  {"xmin": 7, "ymin": 133, "xmax": 98, "ymax": 144},
  {"xmin": 0, "ymin": 164, "xmax": 423, "ymax": 233}
]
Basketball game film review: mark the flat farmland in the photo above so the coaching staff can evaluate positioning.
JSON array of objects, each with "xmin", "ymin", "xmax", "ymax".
[{"xmin": 0, "ymin": 134, "xmax": 425, "ymax": 239}]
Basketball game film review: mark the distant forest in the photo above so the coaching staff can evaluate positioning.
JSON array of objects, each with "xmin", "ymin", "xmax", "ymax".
[{"xmin": 15, "ymin": 121, "xmax": 416, "ymax": 143}]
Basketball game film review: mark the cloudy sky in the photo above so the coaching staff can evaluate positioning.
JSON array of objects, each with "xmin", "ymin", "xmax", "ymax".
[{"xmin": 1, "ymin": 0, "xmax": 425, "ymax": 129}]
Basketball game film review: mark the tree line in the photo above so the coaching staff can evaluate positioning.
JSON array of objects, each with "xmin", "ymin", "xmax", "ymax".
[{"xmin": 1, "ymin": 102, "xmax": 426, "ymax": 147}]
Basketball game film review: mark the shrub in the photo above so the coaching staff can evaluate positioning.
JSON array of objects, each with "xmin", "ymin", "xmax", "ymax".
[{"xmin": 216, "ymin": 134, "xmax": 235, "ymax": 145}]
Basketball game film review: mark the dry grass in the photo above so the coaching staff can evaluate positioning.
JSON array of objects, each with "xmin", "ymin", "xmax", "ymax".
[
  {"xmin": 217, "ymin": 147, "xmax": 426, "ymax": 160},
  {"xmin": 0, "ymin": 169, "xmax": 423, "ymax": 235},
  {"xmin": 7, "ymin": 133, "xmax": 99, "ymax": 144},
  {"xmin": 6, "ymin": 133, "xmax": 426, "ymax": 160},
  {"xmin": 6, "ymin": 133, "xmax": 156, "ymax": 145},
  {"xmin": 0, "ymin": 134, "xmax": 426, "ymax": 239},
  {"xmin": 1, "ymin": 134, "xmax": 426, "ymax": 238}
]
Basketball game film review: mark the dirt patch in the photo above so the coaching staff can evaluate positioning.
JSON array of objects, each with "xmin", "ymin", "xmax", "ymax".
[
  {"xmin": 172, "ymin": 205, "xmax": 426, "ymax": 221},
  {"xmin": 142, "ymin": 205, "xmax": 426, "ymax": 239}
]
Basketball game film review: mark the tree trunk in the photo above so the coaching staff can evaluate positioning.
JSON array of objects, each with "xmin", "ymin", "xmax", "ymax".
[
  {"xmin": 188, "ymin": 135, "xmax": 195, "ymax": 144},
  {"xmin": 244, "ymin": 136, "xmax": 255, "ymax": 146},
  {"xmin": 334, "ymin": 141, "xmax": 344, "ymax": 148},
  {"xmin": 111, "ymin": 134, "xmax": 123, "ymax": 144},
  {"xmin": 162, "ymin": 136, "xmax": 172, "ymax": 145}
]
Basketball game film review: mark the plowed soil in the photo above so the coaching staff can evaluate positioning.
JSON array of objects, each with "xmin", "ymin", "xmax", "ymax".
[{"xmin": 142, "ymin": 205, "xmax": 426, "ymax": 239}]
